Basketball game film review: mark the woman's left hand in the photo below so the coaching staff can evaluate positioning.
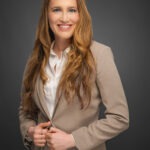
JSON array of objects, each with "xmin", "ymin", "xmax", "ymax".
[{"xmin": 46, "ymin": 127, "xmax": 75, "ymax": 150}]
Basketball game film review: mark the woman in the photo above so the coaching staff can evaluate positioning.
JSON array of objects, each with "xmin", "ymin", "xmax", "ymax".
[{"xmin": 19, "ymin": 0, "xmax": 129, "ymax": 150}]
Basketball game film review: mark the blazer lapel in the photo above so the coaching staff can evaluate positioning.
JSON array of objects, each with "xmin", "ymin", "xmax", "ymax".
[
  {"xmin": 34, "ymin": 75, "xmax": 63, "ymax": 122},
  {"xmin": 51, "ymin": 93, "xmax": 60, "ymax": 119}
]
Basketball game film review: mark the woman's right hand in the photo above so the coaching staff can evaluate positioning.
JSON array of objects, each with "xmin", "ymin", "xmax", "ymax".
[{"xmin": 28, "ymin": 121, "xmax": 51, "ymax": 147}]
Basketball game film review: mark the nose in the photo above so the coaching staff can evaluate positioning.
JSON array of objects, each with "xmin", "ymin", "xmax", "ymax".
[{"xmin": 60, "ymin": 12, "xmax": 69, "ymax": 22}]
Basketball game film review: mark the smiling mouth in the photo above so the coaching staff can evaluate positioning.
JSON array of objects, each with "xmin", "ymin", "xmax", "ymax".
[{"xmin": 58, "ymin": 24, "xmax": 72, "ymax": 30}]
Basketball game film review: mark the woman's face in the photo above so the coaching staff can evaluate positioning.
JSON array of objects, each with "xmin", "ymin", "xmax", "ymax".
[{"xmin": 48, "ymin": 0, "xmax": 79, "ymax": 41}]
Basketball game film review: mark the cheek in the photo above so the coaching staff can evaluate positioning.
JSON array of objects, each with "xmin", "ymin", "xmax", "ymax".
[
  {"xmin": 48, "ymin": 14, "xmax": 51, "ymax": 25},
  {"xmin": 73, "ymin": 14, "xmax": 79, "ymax": 24},
  {"xmin": 48, "ymin": 14, "xmax": 56, "ymax": 26}
]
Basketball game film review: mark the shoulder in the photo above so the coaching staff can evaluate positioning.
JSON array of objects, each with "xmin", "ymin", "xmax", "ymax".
[
  {"xmin": 90, "ymin": 40, "xmax": 110, "ymax": 51},
  {"xmin": 90, "ymin": 40, "xmax": 114, "ymax": 61}
]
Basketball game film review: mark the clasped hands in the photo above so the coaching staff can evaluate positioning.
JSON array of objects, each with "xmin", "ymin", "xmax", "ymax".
[{"xmin": 28, "ymin": 121, "xmax": 75, "ymax": 150}]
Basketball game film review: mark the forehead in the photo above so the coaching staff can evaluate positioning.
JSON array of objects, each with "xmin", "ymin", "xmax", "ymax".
[{"xmin": 49, "ymin": 0, "xmax": 78, "ymax": 7}]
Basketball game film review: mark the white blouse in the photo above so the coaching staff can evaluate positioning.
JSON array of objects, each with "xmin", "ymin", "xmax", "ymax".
[{"xmin": 44, "ymin": 42, "xmax": 70, "ymax": 118}]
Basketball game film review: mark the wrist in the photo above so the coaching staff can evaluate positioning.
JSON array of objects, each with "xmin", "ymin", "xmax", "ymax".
[{"xmin": 68, "ymin": 134, "xmax": 76, "ymax": 148}]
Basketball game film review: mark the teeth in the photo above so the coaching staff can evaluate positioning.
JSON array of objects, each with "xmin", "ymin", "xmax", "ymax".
[{"xmin": 59, "ymin": 25, "xmax": 70, "ymax": 29}]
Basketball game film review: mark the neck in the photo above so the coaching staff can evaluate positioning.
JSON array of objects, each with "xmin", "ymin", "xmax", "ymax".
[{"xmin": 53, "ymin": 39, "xmax": 71, "ymax": 57}]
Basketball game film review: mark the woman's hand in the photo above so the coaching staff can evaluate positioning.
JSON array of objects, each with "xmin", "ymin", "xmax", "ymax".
[
  {"xmin": 46, "ymin": 127, "xmax": 75, "ymax": 150},
  {"xmin": 28, "ymin": 121, "xmax": 51, "ymax": 147}
]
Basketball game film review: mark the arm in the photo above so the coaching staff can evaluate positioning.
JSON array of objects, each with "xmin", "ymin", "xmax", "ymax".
[
  {"xmin": 19, "ymin": 103, "xmax": 51, "ymax": 149},
  {"xmin": 19, "ymin": 59, "xmax": 52, "ymax": 149},
  {"xmin": 19, "ymin": 103, "xmax": 37, "ymax": 149},
  {"xmin": 72, "ymin": 46, "xmax": 129, "ymax": 150},
  {"xmin": 19, "ymin": 59, "xmax": 37, "ymax": 149}
]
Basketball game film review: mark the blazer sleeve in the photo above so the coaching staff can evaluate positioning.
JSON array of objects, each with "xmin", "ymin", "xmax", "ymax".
[
  {"xmin": 18, "ymin": 61, "xmax": 37, "ymax": 149},
  {"xmin": 72, "ymin": 45, "xmax": 129, "ymax": 150},
  {"xmin": 19, "ymin": 104, "xmax": 36, "ymax": 149}
]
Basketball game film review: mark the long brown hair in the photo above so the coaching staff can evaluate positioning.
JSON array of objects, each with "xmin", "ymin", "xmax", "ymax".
[{"xmin": 22, "ymin": 0, "xmax": 95, "ymax": 114}]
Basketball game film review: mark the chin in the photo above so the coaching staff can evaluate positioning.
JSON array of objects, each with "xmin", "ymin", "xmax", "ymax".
[{"xmin": 57, "ymin": 34, "xmax": 73, "ymax": 40}]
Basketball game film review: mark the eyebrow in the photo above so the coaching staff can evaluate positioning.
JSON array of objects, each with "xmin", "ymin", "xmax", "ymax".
[{"xmin": 50, "ymin": 6, "xmax": 78, "ymax": 9}]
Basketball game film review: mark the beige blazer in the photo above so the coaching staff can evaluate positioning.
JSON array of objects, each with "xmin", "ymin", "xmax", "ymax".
[{"xmin": 19, "ymin": 41, "xmax": 129, "ymax": 150}]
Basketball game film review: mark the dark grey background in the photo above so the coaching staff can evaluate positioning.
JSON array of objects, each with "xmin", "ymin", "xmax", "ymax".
[{"xmin": 0, "ymin": 0, "xmax": 150, "ymax": 149}]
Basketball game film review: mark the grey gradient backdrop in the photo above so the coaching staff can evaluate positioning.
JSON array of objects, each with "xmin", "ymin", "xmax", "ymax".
[{"xmin": 0, "ymin": 0, "xmax": 150, "ymax": 150}]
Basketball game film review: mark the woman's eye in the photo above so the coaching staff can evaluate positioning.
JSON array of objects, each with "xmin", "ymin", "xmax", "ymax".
[
  {"xmin": 53, "ymin": 8, "xmax": 61, "ymax": 12},
  {"xmin": 69, "ymin": 9, "xmax": 77, "ymax": 13}
]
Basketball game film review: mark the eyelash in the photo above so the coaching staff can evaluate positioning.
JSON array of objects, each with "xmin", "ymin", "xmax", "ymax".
[
  {"xmin": 53, "ymin": 8, "xmax": 60, "ymax": 12},
  {"xmin": 52, "ymin": 8, "xmax": 77, "ymax": 13},
  {"xmin": 69, "ymin": 9, "xmax": 77, "ymax": 13}
]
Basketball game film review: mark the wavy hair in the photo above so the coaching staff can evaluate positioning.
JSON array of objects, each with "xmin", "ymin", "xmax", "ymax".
[{"xmin": 22, "ymin": 0, "xmax": 95, "ymax": 115}]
